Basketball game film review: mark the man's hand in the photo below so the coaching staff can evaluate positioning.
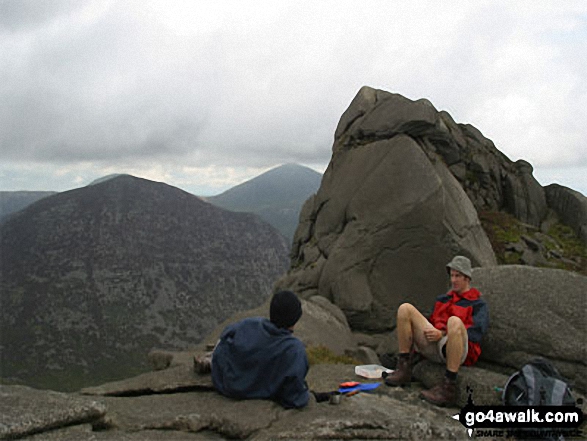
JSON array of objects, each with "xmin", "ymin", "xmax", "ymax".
[{"xmin": 423, "ymin": 325, "xmax": 443, "ymax": 342}]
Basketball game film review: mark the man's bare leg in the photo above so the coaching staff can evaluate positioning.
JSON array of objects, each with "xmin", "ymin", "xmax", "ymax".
[
  {"xmin": 386, "ymin": 303, "xmax": 430, "ymax": 386},
  {"xmin": 396, "ymin": 303, "xmax": 433, "ymax": 353},
  {"xmin": 420, "ymin": 316, "xmax": 466, "ymax": 407},
  {"xmin": 445, "ymin": 316, "xmax": 466, "ymax": 373}
]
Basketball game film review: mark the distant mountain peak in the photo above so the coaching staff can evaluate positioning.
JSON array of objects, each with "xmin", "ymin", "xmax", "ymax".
[
  {"xmin": 87, "ymin": 173, "xmax": 132, "ymax": 186},
  {"xmin": 207, "ymin": 164, "xmax": 322, "ymax": 242}
]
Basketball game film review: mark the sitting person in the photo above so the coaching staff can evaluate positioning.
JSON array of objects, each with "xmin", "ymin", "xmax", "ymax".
[
  {"xmin": 385, "ymin": 255, "xmax": 489, "ymax": 407},
  {"xmin": 201, "ymin": 290, "xmax": 309, "ymax": 409}
]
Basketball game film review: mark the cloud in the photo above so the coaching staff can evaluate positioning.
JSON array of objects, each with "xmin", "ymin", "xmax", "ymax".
[
  {"xmin": 0, "ymin": 0, "xmax": 86, "ymax": 32},
  {"xmin": 0, "ymin": 0, "xmax": 586, "ymax": 194}
]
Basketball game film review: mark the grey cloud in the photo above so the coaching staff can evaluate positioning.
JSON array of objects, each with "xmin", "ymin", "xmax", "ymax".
[
  {"xmin": 1, "ymin": 0, "xmax": 586, "ymax": 194},
  {"xmin": 0, "ymin": 0, "xmax": 84, "ymax": 32},
  {"xmin": 1, "ymin": 3, "xmax": 218, "ymax": 163}
]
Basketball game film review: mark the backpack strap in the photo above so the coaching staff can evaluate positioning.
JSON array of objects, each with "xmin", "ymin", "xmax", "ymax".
[
  {"xmin": 502, "ymin": 371, "xmax": 522, "ymax": 405},
  {"xmin": 523, "ymin": 363, "xmax": 571, "ymax": 406},
  {"xmin": 522, "ymin": 364, "xmax": 540, "ymax": 405},
  {"xmin": 551, "ymin": 378, "xmax": 568, "ymax": 406}
]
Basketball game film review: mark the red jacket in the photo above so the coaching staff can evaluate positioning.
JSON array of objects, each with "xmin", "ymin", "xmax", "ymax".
[{"xmin": 428, "ymin": 288, "xmax": 489, "ymax": 366}]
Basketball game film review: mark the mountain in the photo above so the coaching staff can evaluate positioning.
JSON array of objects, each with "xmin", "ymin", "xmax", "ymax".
[
  {"xmin": 0, "ymin": 191, "xmax": 57, "ymax": 222},
  {"xmin": 0, "ymin": 175, "xmax": 289, "ymax": 391},
  {"xmin": 207, "ymin": 164, "xmax": 322, "ymax": 244}
]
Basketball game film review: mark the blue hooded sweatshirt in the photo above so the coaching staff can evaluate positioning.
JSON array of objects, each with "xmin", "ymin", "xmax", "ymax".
[{"xmin": 211, "ymin": 317, "xmax": 309, "ymax": 409}]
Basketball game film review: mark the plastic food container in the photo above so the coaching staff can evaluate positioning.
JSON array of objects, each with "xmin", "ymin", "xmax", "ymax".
[{"xmin": 355, "ymin": 364, "xmax": 393, "ymax": 379}]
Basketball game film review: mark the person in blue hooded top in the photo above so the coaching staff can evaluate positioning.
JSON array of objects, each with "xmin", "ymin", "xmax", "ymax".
[{"xmin": 204, "ymin": 290, "xmax": 309, "ymax": 409}]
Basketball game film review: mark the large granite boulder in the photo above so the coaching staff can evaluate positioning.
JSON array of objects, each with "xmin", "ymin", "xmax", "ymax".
[
  {"xmin": 545, "ymin": 184, "xmax": 587, "ymax": 245},
  {"xmin": 472, "ymin": 265, "xmax": 587, "ymax": 392},
  {"xmin": 196, "ymin": 296, "xmax": 356, "ymax": 358},
  {"xmin": 335, "ymin": 87, "xmax": 549, "ymax": 228},
  {"xmin": 277, "ymin": 87, "xmax": 497, "ymax": 332}
]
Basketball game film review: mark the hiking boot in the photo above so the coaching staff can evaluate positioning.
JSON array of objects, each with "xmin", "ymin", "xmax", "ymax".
[
  {"xmin": 384, "ymin": 354, "xmax": 412, "ymax": 387},
  {"xmin": 193, "ymin": 353, "xmax": 212, "ymax": 374},
  {"xmin": 419, "ymin": 377, "xmax": 457, "ymax": 407}
]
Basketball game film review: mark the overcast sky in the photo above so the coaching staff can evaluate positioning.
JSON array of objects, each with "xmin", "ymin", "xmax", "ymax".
[{"xmin": 1, "ymin": 0, "xmax": 586, "ymax": 196}]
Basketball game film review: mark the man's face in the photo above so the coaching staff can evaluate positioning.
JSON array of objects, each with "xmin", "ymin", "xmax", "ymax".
[{"xmin": 450, "ymin": 269, "xmax": 470, "ymax": 294}]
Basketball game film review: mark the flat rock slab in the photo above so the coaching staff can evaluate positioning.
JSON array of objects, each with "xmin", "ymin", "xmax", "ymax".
[
  {"xmin": 0, "ymin": 385, "xmax": 106, "ymax": 440},
  {"xmin": 96, "ymin": 363, "xmax": 467, "ymax": 440},
  {"xmin": 100, "ymin": 391, "xmax": 283, "ymax": 439},
  {"xmin": 80, "ymin": 365, "xmax": 214, "ymax": 396},
  {"xmin": 254, "ymin": 391, "xmax": 467, "ymax": 440},
  {"xmin": 27, "ymin": 424, "xmax": 223, "ymax": 440}
]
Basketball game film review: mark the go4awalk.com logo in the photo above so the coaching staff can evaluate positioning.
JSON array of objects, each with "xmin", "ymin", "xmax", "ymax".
[{"xmin": 452, "ymin": 389, "xmax": 584, "ymax": 438}]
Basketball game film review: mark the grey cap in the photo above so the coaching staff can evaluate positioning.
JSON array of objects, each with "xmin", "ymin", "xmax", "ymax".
[{"xmin": 446, "ymin": 255, "xmax": 472, "ymax": 279}]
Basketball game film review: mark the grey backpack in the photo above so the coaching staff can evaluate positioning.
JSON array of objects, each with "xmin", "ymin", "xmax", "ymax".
[{"xmin": 502, "ymin": 358, "xmax": 575, "ymax": 407}]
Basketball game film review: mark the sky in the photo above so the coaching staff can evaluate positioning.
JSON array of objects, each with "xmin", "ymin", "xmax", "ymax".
[{"xmin": 1, "ymin": 0, "xmax": 586, "ymax": 196}]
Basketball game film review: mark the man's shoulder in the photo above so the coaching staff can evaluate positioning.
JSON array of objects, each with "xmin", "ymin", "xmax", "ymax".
[
  {"xmin": 240, "ymin": 316, "xmax": 268, "ymax": 326},
  {"xmin": 465, "ymin": 288, "xmax": 484, "ymax": 302}
]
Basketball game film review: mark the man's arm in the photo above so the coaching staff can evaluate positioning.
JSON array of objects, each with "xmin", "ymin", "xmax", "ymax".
[
  {"xmin": 277, "ymin": 344, "xmax": 309, "ymax": 409},
  {"xmin": 278, "ymin": 376, "xmax": 309, "ymax": 409}
]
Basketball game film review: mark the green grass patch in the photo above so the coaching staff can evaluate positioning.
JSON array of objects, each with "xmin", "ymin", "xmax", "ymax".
[
  {"xmin": 502, "ymin": 251, "xmax": 522, "ymax": 265},
  {"xmin": 306, "ymin": 345, "xmax": 360, "ymax": 366},
  {"xmin": 479, "ymin": 211, "xmax": 525, "ymax": 261},
  {"xmin": 479, "ymin": 210, "xmax": 586, "ymax": 274},
  {"xmin": 548, "ymin": 223, "xmax": 587, "ymax": 259}
]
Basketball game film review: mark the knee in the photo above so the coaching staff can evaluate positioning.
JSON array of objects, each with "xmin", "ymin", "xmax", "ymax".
[
  {"xmin": 397, "ymin": 302, "xmax": 415, "ymax": 318},
  {"xmin": 447, "ymin": 316, "xmax": 465, "ymax": 335}
]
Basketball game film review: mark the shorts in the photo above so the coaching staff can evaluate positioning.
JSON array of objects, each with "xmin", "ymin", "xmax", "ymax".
[{"xmin": 414, "ymin": 321, "xmax": 468, "ymax": 365}]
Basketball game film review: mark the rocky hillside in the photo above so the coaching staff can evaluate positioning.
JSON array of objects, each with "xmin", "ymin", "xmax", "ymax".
[
  {"xmin": 207, "ymin": 164, "xmax": 322, "ymax": 244},
  {"xmin": 0, "ymin": 191, "xmax": 57, "ymax": 222},
  {"xmin": 0, "ymin": 175, "xmax": 289, "ymax": 391},
  {"xmin": 276, "ymin": 86, "xmax": 586, "ymax": 332}
]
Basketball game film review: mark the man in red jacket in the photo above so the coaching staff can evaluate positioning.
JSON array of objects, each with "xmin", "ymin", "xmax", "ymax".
[{"xmin": 384, "ymin": 256, "xmax": 489, "ymax": 407}]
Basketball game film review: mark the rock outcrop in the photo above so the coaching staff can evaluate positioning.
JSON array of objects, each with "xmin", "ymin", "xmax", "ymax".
[
  {"xmin": 426, "ymin": 115, "xmax": 548, "ymax": 228},
  {"xmin": 276, "ymin": 86, "xmax": 586, "ymax": 331},
  {"xmin": 472, "ymin": 265, "xmax": 587, "ymax": 392},
  {"xmin": 545, "ymin": 184, "xmax": 587, "ymax": 245},
  {"xmin": 0, "ymin": 175, "xmax": 289, "ymax": 391},
  {"xmin": 277, "ymin": 87, "xmax": 497, "ymax": 332}
]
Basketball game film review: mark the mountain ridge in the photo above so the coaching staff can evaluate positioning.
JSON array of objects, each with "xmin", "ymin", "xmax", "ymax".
[{"xmin": 0, "ymin": 175, "xmax": 290, "ymax": 391}]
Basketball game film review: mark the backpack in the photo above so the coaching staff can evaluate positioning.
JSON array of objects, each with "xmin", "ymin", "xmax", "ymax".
[{"xmin": 502, "ymin": 358, "xmax": 576, "ymax": 407}]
